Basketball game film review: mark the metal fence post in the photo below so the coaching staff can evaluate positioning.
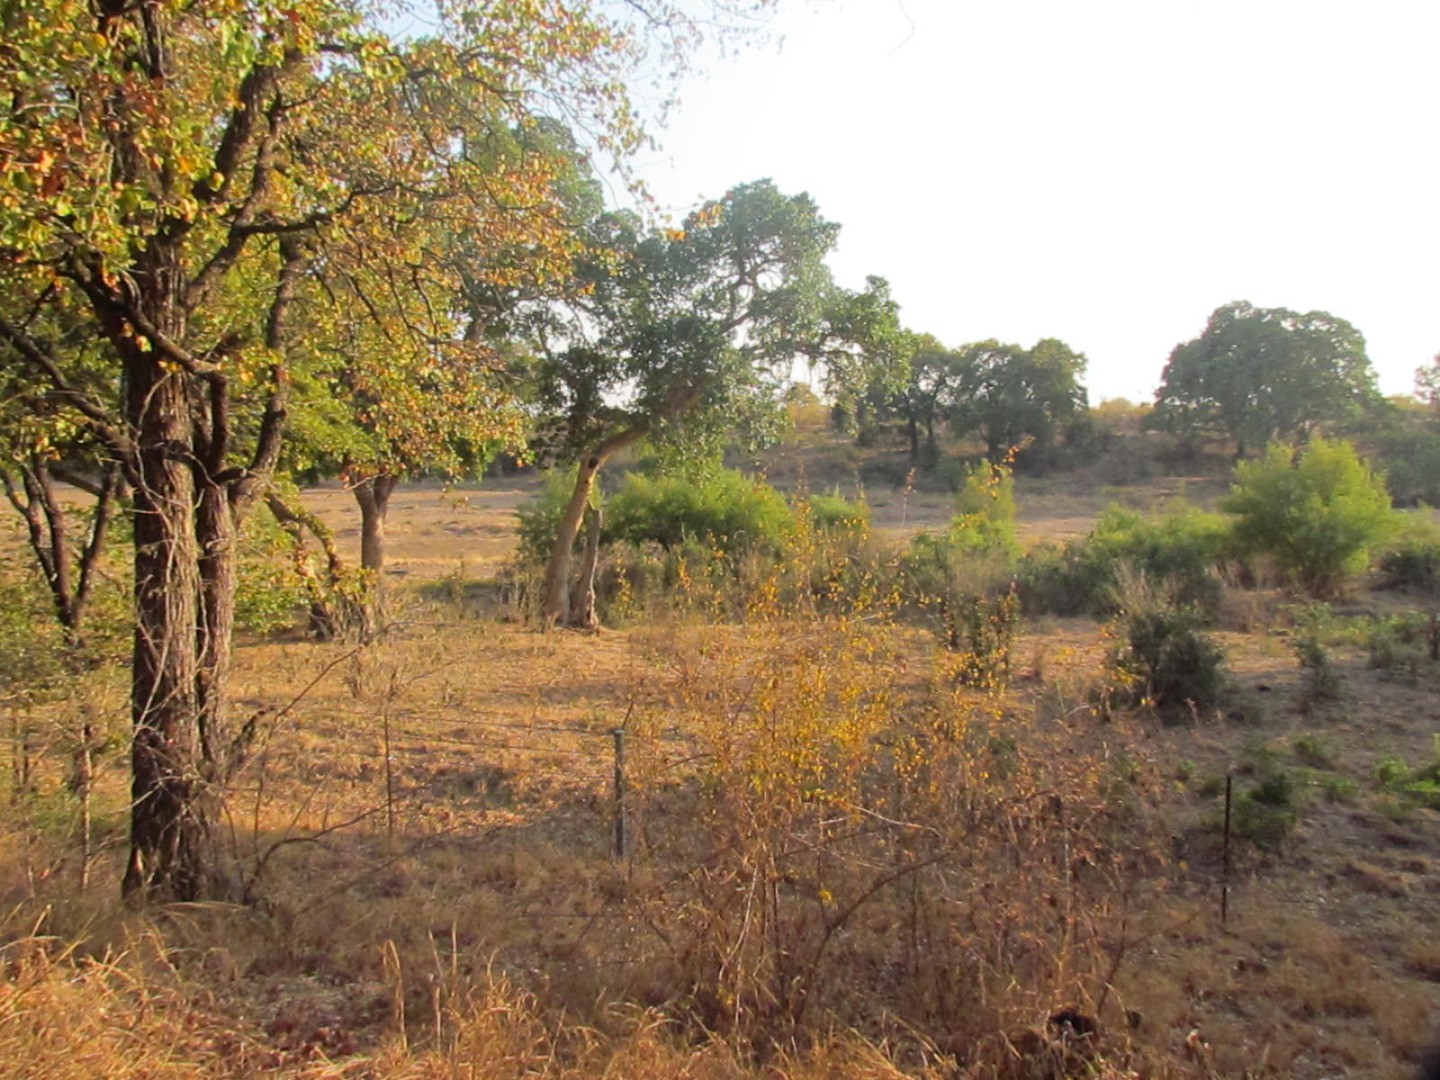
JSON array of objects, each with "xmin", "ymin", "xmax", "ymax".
[
  {"xmin": 1221, "ymin": 773, "xmax": 1233, "ymax": 926},
  {"xmin": 611, "ymin": 727, "xmax": 626, "ymax": 859}
]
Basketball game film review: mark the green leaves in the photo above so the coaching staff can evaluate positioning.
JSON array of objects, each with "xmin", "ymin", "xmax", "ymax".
[
  {"xmin": 950, "ymin": 337, "xmax": 1089, "ymax": 464},
  {"xmin": 1154, "ymin": 301, "xmax": 1381, "ymax": 452},
  {"xmin": 526, "ymin": 179, "xmax": 843, "ymax": 467},
  {"xmin": 1225, "ymin": 437, "xmax": 1397, "ymax": 597}
]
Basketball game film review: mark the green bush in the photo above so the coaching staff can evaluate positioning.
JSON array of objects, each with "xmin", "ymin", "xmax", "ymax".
[
  {"xmin": 804, "ymin": 491, "xmax": 870, "ymax": 534},
  {"xmin": 899, "ymin": 461, "xmax": 1021, "ymax": 621},
  {"xmin": 605, "ymin": 468, "xmax": 795, "ymax": 555},
  {"xmin": 1090, "ymin": 506, "xmax": 1229, "ymax": 610},
  {"xmin": 1107, "ymin": 576, "xmax": 1225, "ymax": 718},
  {"xmin": 950, "ymin": 460, "xmax": 1021, "ymax": 563},
  {"xmin": 1017, "ymin": 505, "xmax": 1229, "ymax": 618},
  {"xmin": 1233, "ymin": 771, "xmax": 1300, "ymax": 850},
  {"xmin": 1014, "ymin": 539, "xmax": 1104, "ymax": 617},
  {"xmin": 1376, "ymin": 739, "xmax": 1440, "ymax": 810},
  {"xmin": 1224, "ymin": 437, "xmax": 1397, "ymax": 597},
  {"xmin": 1366, "ymin": 611, "xmax": 1432, "ymax": 673},
  {"xmin": 1113, "ymin": 607, "xmax": 1225, "ymax": 717},
  {"xmin": 1291, "ymin": 604, "xmax": 1342, "ymax": 704},
  {"xmin": 235, "ymin": 510, "xmax": 313, "ymax": 634},
  {"xmin": 1378, "ymin": 518, "xmax": 1440, "ymax": 594}
]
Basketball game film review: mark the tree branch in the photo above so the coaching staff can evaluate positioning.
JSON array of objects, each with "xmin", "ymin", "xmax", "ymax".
[{"xmin": 0, "ymin": 314, "xmax": 133, "ymax": 464}]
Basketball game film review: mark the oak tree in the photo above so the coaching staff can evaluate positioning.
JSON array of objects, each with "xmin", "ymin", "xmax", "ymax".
[
  {"xmin": 1153, "ymin": 301, "xmax": 1381, "ymax": 456},
  {"xmin": 951, "ymin": 338, "xmax": 1089, "ymax": 464}
]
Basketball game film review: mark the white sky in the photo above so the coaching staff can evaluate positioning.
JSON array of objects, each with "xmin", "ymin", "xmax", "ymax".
[{"xmin": 625, "ymin": 0, "xmax": 1439, "ymax": 403}]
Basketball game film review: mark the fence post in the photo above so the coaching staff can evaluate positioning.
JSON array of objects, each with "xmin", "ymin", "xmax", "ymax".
[
  {"xmin": 1221, "ymin": 773, "xmax": 1233, "ymax": 927},
  {"xmin": 611, "ymin": 727, "xmax": 626, "ymax": 859}
]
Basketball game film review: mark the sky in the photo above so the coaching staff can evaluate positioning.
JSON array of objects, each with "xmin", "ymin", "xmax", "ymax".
[{"xmin": 623, "ymin": 0, "xmax": 1440, "ymax": 404}]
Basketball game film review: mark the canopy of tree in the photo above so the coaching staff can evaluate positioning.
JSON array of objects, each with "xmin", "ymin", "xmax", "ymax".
[
  {"xmin": 0, "ymin": 0, "xmax": 755, "ymax": 901},
  {"xmin": 522, "ymin": 179, "xmax": 869, "ymax": 625},
  {"xmin": 951, "ymin": 338, "xmax": 1090, "ymax": 464},
  {"xmin": 1152, "ymin": 301, "xmax": 1380, "ymax": 455}
]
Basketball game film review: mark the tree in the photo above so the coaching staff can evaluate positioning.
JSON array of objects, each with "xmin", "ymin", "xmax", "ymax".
[
  {"xmin": 951, "ymin": 338, "xmax": 1089, "ymax": 464},
  {"xmin": 1224, "ymin": 438, "xmax": 1396, "ymax": 597},
  {"xmin": 1416, "ymin": 354, "xmax": 1440, "ymax": 414},
  {"xmin": 0, "ymin": 315, "xmax": 123, "ymax": 646},
  {"xmin": 285, "ymin": 118, "xmax": 604, "ymax": 590},
  {"xmin": 525, "ymin": 180, "xmax": 844, "ymax": 627},
  {"xmin": 0, "ymin": 0, "xmax": 708, "ymax": 902},
  {"xmin": 892, "ymin": 338, "xmax": 964, "ymax": 462},
  {"xmin": 812, "ymin": 276, "xmax": 907, "ymax": 446},
  {"xmin": 1153, "ymin": 301, "xmax": 1381, "ymax": 456}
]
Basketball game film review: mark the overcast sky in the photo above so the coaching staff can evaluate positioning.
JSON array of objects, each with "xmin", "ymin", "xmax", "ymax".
[{"xmin": 624, "ymin": 0, "xmax": 1439, "ymax": 403}]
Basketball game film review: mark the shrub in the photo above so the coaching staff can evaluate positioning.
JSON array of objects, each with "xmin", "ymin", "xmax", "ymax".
[
  {"xmin": 235, "ymin": 510, "xmax": 313, "ymax": 634},
  {"xmin": 1089, "ymin": 505, "xmax": 1229, "ymax": 611},
  {"xmin": 1376, "ymin": 739, "xmax": 1440, "ymax": 811},
  {"xmin": 804, "ymin": 491, "xmax": 870, "ymax": 534},
  {"xmin": 605, "ymin": 468, "xmax": 795, "ymax": 555},
  {"xmin": 900, "ymin": 460, "xmax": 1020, "ymax": 628},
  {"xmin": 950, "ymin": 459, "xmax": 1021, "ymax": 563},
  {"xmin": 1017, "ymin": 505, "xmax": 1229, "ymax": 618},
  {"xmin": 1366, "ymin": 612, "xmax": 1432, "ymax": 673},
  {"xmin": 1379, "ymin": 518, "xmax": 1440, "ymax": 594},
  {"xmin": 1292, "ymin": 604, "xmax": 1342, "ymax": 704},
  {"xmin": 1224, "ymin": 437, "xmax": 1397, "ymax": 597},
  {"xmin": 1015, "ymin": 539, "xmax": 1105, "ymax": 617},
  {"xmin": 1234, "ymin": 770, "xmax": 1301, "ymax": 850},
  {"xmin": 1107, "ymin": 575, "xmax": 1225, "ymax": 718},
  {"xmin": 939, "ymin": 588, "xmax": 1021, "ymax": 690}
]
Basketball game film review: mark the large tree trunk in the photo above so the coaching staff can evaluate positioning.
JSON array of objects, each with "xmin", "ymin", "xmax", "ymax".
[
  {"xmin": 542, "ymin": 427, "xmax": 647, "ymax": 627},
  {"xmin": 354, "ymin": 473, "xmax": 398, "ymax": 574},
  {"xmin": 122, "ymin": 343, "xmax": 212, "ymax": 904},
  {"xmin": 543, "ymin": 457, "xmax": 602, "ymax": 627}
]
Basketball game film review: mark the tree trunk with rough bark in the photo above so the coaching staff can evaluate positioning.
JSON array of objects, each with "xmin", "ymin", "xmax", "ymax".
[
  {"xmin": 542, "ymin": 427, "xmax": 647, "ymax": 627},
  {"xmin": 568, "ymin": 503, "xmax": 603, "ymax": 632},
  {"xmin": 121, "ymin": 330, "xmax": 212, "ymax": 903},
  {"xmin": 354, "ymin": 474, "xmax": 398, "ymax": 574}
]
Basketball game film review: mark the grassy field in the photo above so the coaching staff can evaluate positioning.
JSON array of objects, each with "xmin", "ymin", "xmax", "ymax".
[{"xmin": 2, "ymin": 435, "xmax": 1438, "ymax": 1079}]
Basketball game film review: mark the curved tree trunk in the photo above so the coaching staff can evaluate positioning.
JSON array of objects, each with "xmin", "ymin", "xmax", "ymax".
[
  {"xmin": 568, "ymin": 503, "xmax": 603, "ymax": 632},
  {"xmin": 543, "ymin": 456, "xmax": 602, "ymax": 628},
  {"xmin": 542, "ymin": 426, "xmax": 647, "ymax": 627},
  {"xmin": 352, "ymin": 474, "xmax": 397, "ymax": 638},
  {"xmin": 354, "ymin": 473, "xmax": 398, "ymax": 574}
]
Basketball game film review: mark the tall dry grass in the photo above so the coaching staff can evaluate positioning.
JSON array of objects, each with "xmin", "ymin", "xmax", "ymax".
[{"xmin": 2, "ymin": 504, "xmax": 1437, "ymax": 1078}]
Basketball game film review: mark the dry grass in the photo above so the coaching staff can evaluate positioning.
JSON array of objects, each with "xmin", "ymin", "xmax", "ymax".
[{"xmin": 3, "ymin": 460, "xmax": 1440, "ymax": 1078}]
